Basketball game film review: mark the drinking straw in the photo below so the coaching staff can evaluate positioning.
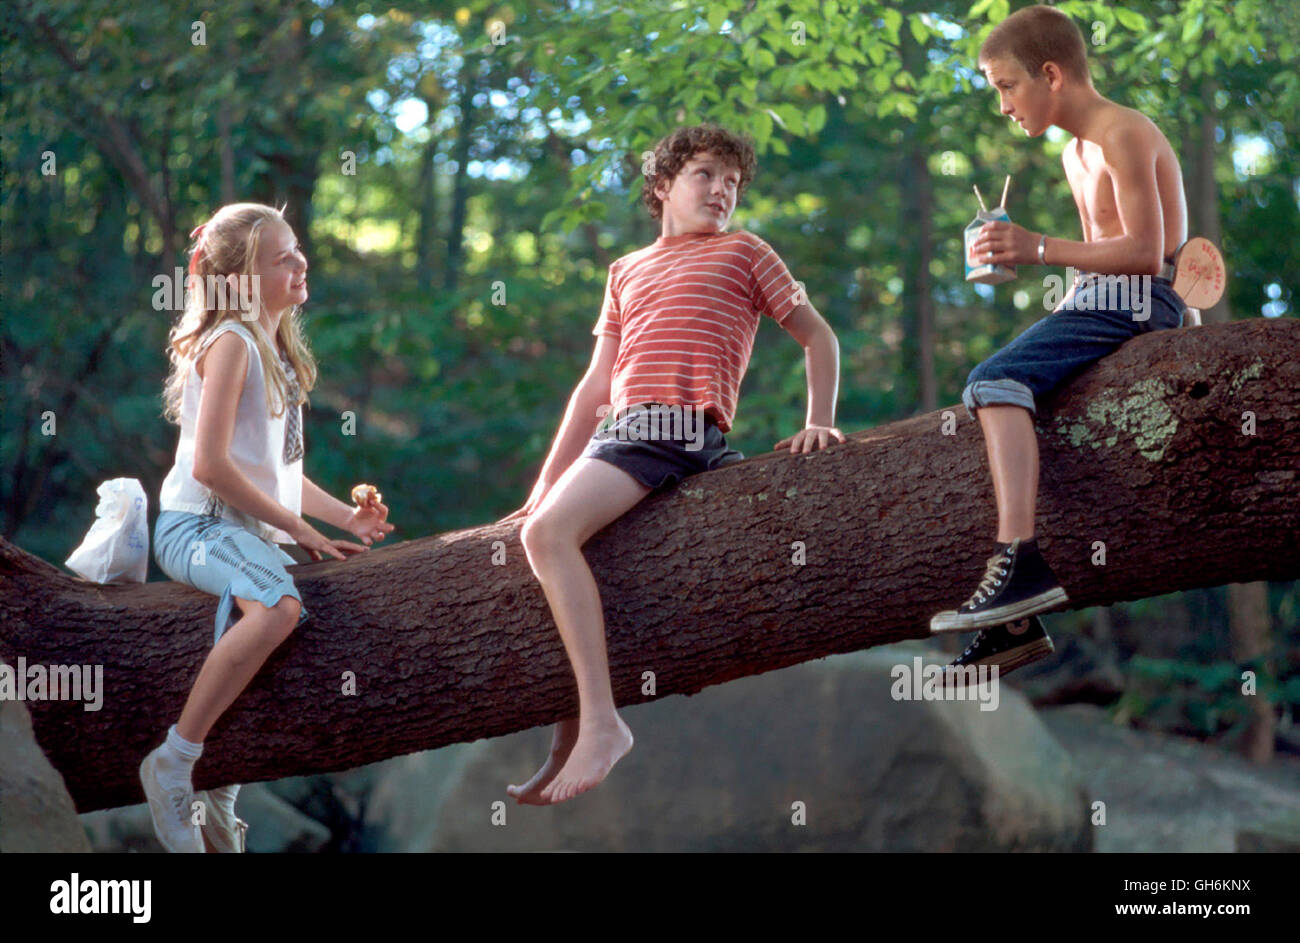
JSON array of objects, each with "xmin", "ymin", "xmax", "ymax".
[
  {"xmin": 973, "ymin": 185, "xmax": 988, "ymax": 212},
  {"xmin": 1000, "ymin": 174, "xmax": 1012, "ymax": 208}
]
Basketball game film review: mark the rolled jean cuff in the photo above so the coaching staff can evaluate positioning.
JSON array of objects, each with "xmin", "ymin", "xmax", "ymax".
[{"xmin": 962, "ymin": 378, "xmax": 1036, "ymax": 419}]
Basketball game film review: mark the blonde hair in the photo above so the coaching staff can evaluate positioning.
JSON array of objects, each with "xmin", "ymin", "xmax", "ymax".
[{"xmin": 163, "ymin": 202, "xmax": 317, "ymax": 423}]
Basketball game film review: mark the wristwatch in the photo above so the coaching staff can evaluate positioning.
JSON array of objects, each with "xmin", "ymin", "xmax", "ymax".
[{"xmin": 1037, "ymin": 233, "xmax": 1048, "ymax": 264}]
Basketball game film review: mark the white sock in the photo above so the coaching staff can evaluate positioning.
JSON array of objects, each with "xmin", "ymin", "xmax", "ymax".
[{"xmin": 155, "ymin": 725, "xmax": 203, "ymax": 792}]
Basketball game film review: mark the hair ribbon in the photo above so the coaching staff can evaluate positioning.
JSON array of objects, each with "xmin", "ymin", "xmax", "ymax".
[{"xmin": 188, "ymin": 223, "xmax": 209, "ymax": 276}]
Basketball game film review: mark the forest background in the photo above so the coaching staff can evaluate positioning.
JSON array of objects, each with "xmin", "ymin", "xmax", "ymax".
[{"xmin": 3, "ymin": 0, "xmax": 1297, "ymax": 759}]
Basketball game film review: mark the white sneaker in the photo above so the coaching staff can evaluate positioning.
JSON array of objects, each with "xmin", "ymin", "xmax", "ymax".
[
  {"xmin": 196, "ymin": 785, "xmax": 248, "ymax": 853},
  {"xmin": 140, "ymin": 748, "xmax": 205, "ymax": 853}
]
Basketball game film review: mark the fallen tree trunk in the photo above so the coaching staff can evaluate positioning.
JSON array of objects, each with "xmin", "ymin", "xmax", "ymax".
[{"xmin": 2, "ymin": 319, "xmax": 1297, "ymax": 812}]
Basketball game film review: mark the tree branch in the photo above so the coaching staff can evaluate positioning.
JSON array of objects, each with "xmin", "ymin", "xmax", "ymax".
[{"xmin": 2, "ymin": 320, "xmax": 1297, "ymax": 812}]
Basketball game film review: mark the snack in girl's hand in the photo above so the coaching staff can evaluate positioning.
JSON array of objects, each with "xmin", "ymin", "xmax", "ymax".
[{"xmin": 351, "ymin": 483, "xmax": 382, "ymax": 508}]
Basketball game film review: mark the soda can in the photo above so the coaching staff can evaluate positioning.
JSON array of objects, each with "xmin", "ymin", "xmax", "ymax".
[{"xmin": 965, "ymin": 208, "xmax": 1017, "ymax": 284}]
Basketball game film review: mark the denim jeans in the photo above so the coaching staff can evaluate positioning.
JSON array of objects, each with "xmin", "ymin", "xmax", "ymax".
[
  {"xmin": 155, "ymin": 510, "xmax": 307, "ymax": 644},
  {"xmin": 963, "ymin": 274, "xmax": 1186, "ymax": 417}
]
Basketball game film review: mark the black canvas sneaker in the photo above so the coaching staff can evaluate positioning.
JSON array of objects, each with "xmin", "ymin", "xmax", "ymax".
[
  {"xmin": 930, "ymin": 537, "xmax": 1068, "ymax": 633},
  {"xmin": 948, "ymin": 615, "xmax": 1055, "ymax": 677}
]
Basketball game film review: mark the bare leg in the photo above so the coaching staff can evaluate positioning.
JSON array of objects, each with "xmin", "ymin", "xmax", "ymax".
[
  {"xmin": 510, "ymin": 458, "xmax": 650, "ymax": 804},
  {"xmin": 175, "ymin": 595, "xmax": 301, "ymax": 743},
  {"xmin": 976, "ymin": 404, "xmax": 1038, "ymax": 543}
]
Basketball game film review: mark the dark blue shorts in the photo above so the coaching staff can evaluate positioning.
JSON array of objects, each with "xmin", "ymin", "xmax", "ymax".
[
  {"xmin": 582, "ymin": 403, "xmax": 744, "ymax": 491},
  {"xmin": 963, "ymin": 273, "xmax": 1186, "ymax": 416}
]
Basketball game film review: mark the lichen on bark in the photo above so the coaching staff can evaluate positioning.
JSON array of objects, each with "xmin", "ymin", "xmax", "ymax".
[{"xmin": 1054, "ymin": 377, "xmax": 1178, "ymax": 461}]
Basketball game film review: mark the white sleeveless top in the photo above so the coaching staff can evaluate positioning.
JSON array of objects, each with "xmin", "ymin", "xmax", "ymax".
[{"xmin": 159, "ymin": 321, "xmax": 304, "ymax": 544}]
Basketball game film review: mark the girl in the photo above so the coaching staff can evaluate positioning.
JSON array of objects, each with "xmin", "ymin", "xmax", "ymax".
[{"xmin": 142, "ymin": 203, "xmax": 394, "ymax": 852}]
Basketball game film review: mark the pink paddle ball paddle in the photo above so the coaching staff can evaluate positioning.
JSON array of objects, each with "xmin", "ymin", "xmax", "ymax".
[{"xmin": 1172, "ymin": 237, "xmax": 1226, "ymax": 324}]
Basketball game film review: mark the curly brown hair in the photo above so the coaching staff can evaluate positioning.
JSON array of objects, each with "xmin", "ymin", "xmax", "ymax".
[{"xmin": 640, "ymin": 125, "xmax": 757, "ymax": 220}]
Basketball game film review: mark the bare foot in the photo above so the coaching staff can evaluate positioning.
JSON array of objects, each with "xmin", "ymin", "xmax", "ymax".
[
  {"xmin": 538, "ymin": 714, "xmax": 634, "ymax": 805},
  {"xmin": 506, "ymin": 719, "xmax": 579, "ymax": 805}
]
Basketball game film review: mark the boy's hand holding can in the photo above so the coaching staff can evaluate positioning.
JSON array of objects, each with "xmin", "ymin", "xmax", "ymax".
[
  {"xmin": 970, "ymin": 219, "xmax": 1043, "ymax": 268},
  {"xmin": 965, "ymin": 178, "xmax": 1022, "ymax": 284}
]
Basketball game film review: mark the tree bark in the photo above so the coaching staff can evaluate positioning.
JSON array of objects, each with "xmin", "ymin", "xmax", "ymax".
[
  {"xmin": 1229, "ymin": 580, "xmax": 1275, "ymax": 763},
  {"xmin": 898, "ymin": 21, "xmax": 937, "ymax": 415},
  {"xmin": 2, "ymin": 320, "xmax": 1297, "ymax": 813},
  {"xmin": 904, "ymin": 145, "xmax": 937, "ymax": 413},
  {"xmin": 218, "ymin": 22, "xmax": 240, "ymax": 206},
  {"xmin": 1188, "ymin": 72, "xmax": 1275, "ymax": 760},
  {"xmin": 416, "ymin": 98, "xmax": 442, "ymax": 294},
  {"xmin": 1193, "ymin": 75, "xmax": 1229, "ymax": 325},
  {"xmin": 445, "ymin": 53, "xmax": 480, "ymax": 294}
]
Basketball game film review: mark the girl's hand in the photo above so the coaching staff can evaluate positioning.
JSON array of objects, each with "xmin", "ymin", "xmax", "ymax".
[
  {"xmin": 291, "ymin": 519, "xmax": 368, "ymax": 562},
  {"xmin": 774, "ymin": 425, "xmax": 847, "ymax": 454},
  {"xmin": 344, "ymin": 497, "xmax": 394, "ymax": 546}
]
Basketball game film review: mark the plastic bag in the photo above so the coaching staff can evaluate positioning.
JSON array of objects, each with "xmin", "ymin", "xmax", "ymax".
[{"xmin": 65, "ymin": 478, "xmax": 149, "ymax": 584}]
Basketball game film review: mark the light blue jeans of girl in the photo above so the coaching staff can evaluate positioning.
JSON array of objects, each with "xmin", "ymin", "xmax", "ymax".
[{"xmin": 154, "ymin": 510, "xmax": 308, "ymax": 644}]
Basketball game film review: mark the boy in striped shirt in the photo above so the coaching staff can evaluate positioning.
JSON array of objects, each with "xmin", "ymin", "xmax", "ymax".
[{"xmin": 502, "ymin": 125, "xmax": 845, "ymax": 805}]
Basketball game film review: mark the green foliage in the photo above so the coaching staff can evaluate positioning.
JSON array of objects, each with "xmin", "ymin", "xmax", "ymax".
[
  {"xmin": 2, "ymin": 1, "xmax": 1296, "ymax": 729},
  {"xmin": 1118, "ymin": 654, "xmax": 1288, "ymax": 740}
]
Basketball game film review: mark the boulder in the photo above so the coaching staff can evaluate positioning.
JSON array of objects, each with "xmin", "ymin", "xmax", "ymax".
[
  {"xmin": 239, "ymin": 784, "xmax": 331, "ymax": 853},
  {"xmin": 1236, "ymin": 811, "xmax": 1300, "ymax": 852},
  {"xmin": 379, "ymin": 644, "xmax": 1093, "ymax": 852},
  {"xmin": 357, "ymin": 744, "xmax": 480, "ymax": 852},
  {"xmin": 1040, "ymin": 704, "xmax": 1300, "ymax": 852},
  {"xmin": 80, "ymin": 783, "xmax": 331, "ymax": 853},
  {"xmin": 0, "ymin": 689, "xmax": 91, "ymax": 852}
]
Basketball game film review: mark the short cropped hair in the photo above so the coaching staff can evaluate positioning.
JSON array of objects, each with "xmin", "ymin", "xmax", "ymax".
[
  {"xmin": 979, "ymin": 5, "xmax": 1089, "ymax": 82},
  {"xmin": 640, "ymin": 125, "xmax": 757, "ymax": 220}
]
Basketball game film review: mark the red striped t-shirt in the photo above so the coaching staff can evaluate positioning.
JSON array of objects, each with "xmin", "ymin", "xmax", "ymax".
[{"xmin": 592, "ymin": 229, "xmax": 801, "ymax": 433}]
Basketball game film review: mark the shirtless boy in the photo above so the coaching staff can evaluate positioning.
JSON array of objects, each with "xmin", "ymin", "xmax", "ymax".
[
  {"xmin": 933, "ymin": 5, "xmax": 1189, "ymax": 672},
  {"xmin": 502, "ymin": 125, "xmax": 845, "ymax": 804}
]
